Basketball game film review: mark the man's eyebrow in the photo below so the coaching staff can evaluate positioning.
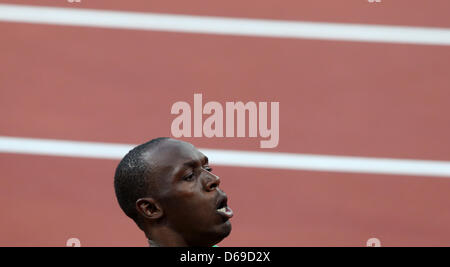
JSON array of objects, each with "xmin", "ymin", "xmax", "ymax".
[{"xmin": 182, "ymin": 156, "xmax": 208, "ymax": 167}]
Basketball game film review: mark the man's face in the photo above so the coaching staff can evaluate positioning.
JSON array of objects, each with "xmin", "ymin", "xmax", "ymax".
[{"xmin": 146, "ymin": 139, "xmax": 233, "ymax": 246}]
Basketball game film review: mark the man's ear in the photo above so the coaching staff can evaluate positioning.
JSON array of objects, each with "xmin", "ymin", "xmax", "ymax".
[{"xmin": 136, "ymin": 198, "xmax": 164, "ymax": 220}]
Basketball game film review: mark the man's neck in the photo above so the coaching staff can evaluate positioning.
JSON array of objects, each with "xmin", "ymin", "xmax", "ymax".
[{"xmin": 146, "ymin": 226, "xmax": 190, "ymax": 247}]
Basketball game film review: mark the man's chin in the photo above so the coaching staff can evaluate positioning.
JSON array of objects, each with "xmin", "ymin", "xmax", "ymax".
[{"xmin": 216, "ymin": 220, "xmax": 232, "ymax": 239}]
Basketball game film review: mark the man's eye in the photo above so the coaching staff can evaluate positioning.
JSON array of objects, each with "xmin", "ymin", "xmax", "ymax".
[
  {"xmin": 204, "ymin": 166, "xmax": 213, "ymax": 172},
  {"xmin": 183, "ymin": 173, "xmax": 195, "ymax": 181}
]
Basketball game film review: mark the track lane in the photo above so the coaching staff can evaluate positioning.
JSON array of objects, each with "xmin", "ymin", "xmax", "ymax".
[
  {"xmin": 2, "ymin": 153, "xmax": 450, "ymax": 246},
  {"xmin": 1, "ymin": 23, "xmax": 449, "ymax": 160}
]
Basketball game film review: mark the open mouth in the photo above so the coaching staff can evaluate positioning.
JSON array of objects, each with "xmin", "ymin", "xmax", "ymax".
[{"xmin": 216, "ymin": 195, "xmax": 233, "ymax": 219}]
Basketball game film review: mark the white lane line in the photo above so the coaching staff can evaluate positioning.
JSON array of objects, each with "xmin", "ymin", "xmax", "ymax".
[
  {"xmin": 0, "ymin": 4, "xmax": 450, "ymax": 46},
  {"xmin": 1, "ymin": 136, "xmax": 450, "ymax": 178}
]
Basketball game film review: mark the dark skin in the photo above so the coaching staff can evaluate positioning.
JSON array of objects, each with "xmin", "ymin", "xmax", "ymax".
[{"xmin": 135, "ymin": 139, "xmax": 233, "ymax": 247}]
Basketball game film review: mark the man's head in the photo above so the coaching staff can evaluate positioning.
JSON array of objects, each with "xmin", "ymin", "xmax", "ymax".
[{"xmin": 114, "ymin": 138, "xmax": 233, "ymax": 246}]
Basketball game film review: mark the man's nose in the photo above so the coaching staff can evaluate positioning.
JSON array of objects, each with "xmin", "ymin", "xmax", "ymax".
[{"xmin": 203, "ymin": 170, "xmax": 221, "ymax": 191}]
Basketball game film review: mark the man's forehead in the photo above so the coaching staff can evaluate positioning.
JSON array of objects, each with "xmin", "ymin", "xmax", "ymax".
[{"xmin": 144, "ymin": 139, "xmax": 205, "ymax": 167}]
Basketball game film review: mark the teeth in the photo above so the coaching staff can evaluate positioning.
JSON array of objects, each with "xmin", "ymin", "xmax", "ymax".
[{"xmin": 217, "ymin": 207, "xmax": 226, "ymax": 212}]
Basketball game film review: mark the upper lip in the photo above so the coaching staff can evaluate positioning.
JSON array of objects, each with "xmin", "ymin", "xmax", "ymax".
[{"xmin": 216, "ymin": 193, "xmax": 228, "ymax": 209}]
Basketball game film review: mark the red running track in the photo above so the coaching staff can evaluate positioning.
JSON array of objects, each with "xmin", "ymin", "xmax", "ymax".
[{"xmin": 0, "ymin": 1, "xmax": 450, "ymax": 246}]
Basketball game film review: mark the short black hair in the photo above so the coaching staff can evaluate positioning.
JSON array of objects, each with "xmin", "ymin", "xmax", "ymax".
[{"xmin": 114, "ymin": 137, "xmax": 169, "ymax": 229}]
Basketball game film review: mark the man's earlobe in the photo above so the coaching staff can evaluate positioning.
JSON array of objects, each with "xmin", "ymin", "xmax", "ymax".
[{"xmin": 136, "ymin": 198, "xmax": 163, "ymax": 220}]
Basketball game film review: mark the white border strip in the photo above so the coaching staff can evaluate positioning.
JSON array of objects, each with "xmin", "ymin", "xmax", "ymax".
[
  {"xmin": 1, "ymin": 4, "xmax": 450, "ymax": 46},
  {"xmin": 1, "ymin": 136, "xmax": 450, "ymax": 178}
]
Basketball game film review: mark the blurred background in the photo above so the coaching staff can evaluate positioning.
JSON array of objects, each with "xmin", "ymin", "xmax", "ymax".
[{"xmin": 0, "ymin": 0, "xmax": 450, "ymax": 246}]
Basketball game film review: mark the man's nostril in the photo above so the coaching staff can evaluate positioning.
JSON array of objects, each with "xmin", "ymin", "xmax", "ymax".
[{"xmin": 204, "ymin": 173, "xmax": 220, "ymax": 191}]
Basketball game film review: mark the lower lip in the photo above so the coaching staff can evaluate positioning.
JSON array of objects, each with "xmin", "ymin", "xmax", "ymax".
[{"xmin": 217, "ymin": 206, "xmax": 234, "ymax": 219}]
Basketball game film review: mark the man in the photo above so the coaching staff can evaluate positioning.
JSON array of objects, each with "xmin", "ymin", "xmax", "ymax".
[{"xmin": 114, "ymin": 137, "xmax": 233, "ymax": 247}]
